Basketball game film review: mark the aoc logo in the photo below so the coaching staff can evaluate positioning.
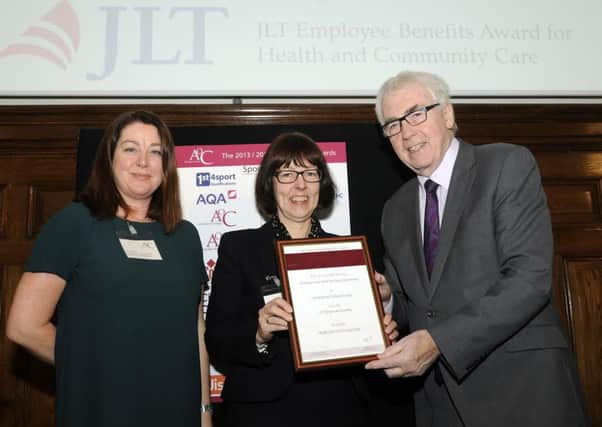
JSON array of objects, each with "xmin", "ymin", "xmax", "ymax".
[
  {"xmin": 205, "ymin": 232, "xmax": 222, "ymax": 250},
  {"xmin": 188, "ymin": 148, "xmax": 214, "ymax": 165},
  {"xmin": 196, "ymin": 172, "xmax": 236, "ymax": 187},
  {"xmin": 0, "ymin": 1, "xmax": 80, "ymax": 70},
  {"xmin": 210, "ymin": 209, "xmax": 236, "ymax": 227}
]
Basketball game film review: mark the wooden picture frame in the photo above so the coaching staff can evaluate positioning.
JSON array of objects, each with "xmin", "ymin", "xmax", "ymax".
[{"xmin": 275, "ymin": 235, "xmax": 390, "ymax": 371}]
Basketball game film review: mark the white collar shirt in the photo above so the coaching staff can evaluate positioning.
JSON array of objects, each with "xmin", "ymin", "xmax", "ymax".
[{"xmin": 417, "ymin": 137, "xmax": 459, "ymax": 239}]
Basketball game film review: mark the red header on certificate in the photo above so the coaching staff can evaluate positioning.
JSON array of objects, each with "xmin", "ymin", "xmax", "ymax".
[{"xmin": 285, "ymin": 249, "xmax": 365, "ymax": 270}]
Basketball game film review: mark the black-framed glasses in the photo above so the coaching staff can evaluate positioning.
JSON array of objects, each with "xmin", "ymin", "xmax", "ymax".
[
  {"xmin": 382, "ymin": 103, "xmax": 441, "ymax": 138},
  {"xmin": 274, "ymin": 169, "xmax": 322, "ymax": 184}
]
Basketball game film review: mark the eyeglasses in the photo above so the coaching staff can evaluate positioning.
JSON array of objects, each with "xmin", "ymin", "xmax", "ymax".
[
  {"xmin": 381, "ymin": 103, "xmax": 441, "ymax": 138},
  {"xmin": 274, "ymin": 169, "xmax": 322, "ymax": 184}
]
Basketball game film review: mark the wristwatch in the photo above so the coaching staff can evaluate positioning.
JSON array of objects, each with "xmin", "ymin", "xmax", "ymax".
[{"xmin": 200, "ymin": 404, "xmax": 213, "ymax": 413}]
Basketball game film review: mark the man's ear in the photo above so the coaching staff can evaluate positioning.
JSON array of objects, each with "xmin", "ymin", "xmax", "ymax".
[{"xmin": 443, "ymin": 103, "xmax": 455, "ymax": 130}]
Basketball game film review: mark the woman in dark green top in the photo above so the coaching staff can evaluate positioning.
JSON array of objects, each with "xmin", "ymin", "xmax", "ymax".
[{"xmin": 7, "ymin": 111, "xmax": 212, "ymax": 427}]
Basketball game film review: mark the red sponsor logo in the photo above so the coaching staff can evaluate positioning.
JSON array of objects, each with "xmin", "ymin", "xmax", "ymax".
[
  {"xmin": 205, "ymin": 232, "xmax": 222, "ymax": 250},
  {"xmin": 210, "ymin": 209, "xmax": 236, "ymax": 227},
  {"xmin": 205, "ymin": 258, "xmax": 216, "ymax": 281},
  {"xmin": 210, "ymin": 374, "xmax": 225, "ymax": 400},
  {"xmin": 0, "ymin": 1, "xmax": 80, "ymax": 69}
]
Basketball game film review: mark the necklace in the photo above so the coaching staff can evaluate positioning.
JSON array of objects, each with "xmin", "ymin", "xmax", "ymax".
[{"xmin": 126, "ymin": 221, "xmax": 138, "ymax": 235}]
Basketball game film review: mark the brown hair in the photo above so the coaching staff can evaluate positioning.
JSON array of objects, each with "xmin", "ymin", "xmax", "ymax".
[
  {"xmin": 255, "ymin": 132, "xmax": 336, "ymax": 218},
  {"xmin": 79, "ymin": 110, "xmax": 182, "ymax": 233}
]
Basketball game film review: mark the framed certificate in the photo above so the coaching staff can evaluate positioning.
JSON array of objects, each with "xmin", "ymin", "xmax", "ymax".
[{"xmin": 275, "ymin": 235, "xmax": 390, "ymax": 371}]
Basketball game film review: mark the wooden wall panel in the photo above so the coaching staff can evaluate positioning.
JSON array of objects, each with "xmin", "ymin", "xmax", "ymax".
[
  {"xmin": 0, "ymin": 148, "xmax": 76, "ymax": 427},
  {"xmin": 565, "ymin": 259, "xmax": 602, "ymax": 426},
  {"xmin": 26, "ymin": 184, "xmax": 76, "ymax": 238},
  {"xmin": 538, "ymin": 152, "xmax": 602, "ymax": 179},
  {"xmin": 0, "ymin": 103, "xmax": 601, "ymax": 427},
  {"xmin": 553, "ymin": 225, "xmax": 602, "ymax": 426},
  {"xmin": 1, "ymin": 265, "xmax": 55, "ymax": 427},
  {"xmin": 0, "ymin": 185, "xmax": 7, "ymax": 239},
  {"xmin": 0, "ymin": 265, "xmax": 16, "ymax": 425},
  {"xmin": 545, "ymin": 181, "xmax": 601, "ymax": 224}
]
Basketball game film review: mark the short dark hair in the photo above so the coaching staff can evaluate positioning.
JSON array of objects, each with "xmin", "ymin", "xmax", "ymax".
[
  {"xmin": 79, "ymin": 110, "xmax": 182, "ymax": 233},
  {"xmin": 255, "ymin": 132, "xmax": 336, "ymax": 218}
]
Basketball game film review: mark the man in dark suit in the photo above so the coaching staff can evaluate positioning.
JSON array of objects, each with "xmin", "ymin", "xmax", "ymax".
[{"xmin": 366, "ymin": 71, "xmax": 589, "ymax": 427}]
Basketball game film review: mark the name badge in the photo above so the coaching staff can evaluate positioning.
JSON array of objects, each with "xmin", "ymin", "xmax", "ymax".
[
  {"xmin": 119, "ymin": 238, "xmax": 163, "ymax": 260},
  {"xmin": 261, "ymin": 275, "xmax": 282, "ymax": 303}
]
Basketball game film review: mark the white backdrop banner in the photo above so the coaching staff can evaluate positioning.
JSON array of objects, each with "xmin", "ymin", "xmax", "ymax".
[{"xmin": 1, "ymin": 1, "xmax": 601, "ymax": 97}]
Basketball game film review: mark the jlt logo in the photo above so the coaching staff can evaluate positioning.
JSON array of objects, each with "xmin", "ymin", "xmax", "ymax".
[
  {"xmin": 88, "ymin": 6, "xmax": 229, "ymax": 80},
  {"xmin": 0, "ymin": 2, "xmax": 229, "ymax": 78}
]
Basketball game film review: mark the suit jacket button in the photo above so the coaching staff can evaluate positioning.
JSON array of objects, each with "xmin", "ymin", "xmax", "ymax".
[{"xmin": 426, "ymin": 310, "xmax": 436, "ymax": 318}]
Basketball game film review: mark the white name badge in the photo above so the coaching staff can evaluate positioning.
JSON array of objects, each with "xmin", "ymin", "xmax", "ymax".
[
  {"xmin": 263, "ymin": 292, "xmax": 283, "ymax": 304},
  {"xmin": 119, "ymin": 238, "xmax": 163, "ymax": 260}
]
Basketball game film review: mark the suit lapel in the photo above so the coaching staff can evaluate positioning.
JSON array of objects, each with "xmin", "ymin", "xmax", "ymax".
[
  {"xmin": 428, "ymin": 140, "xmax": 476, "ymax": 299},
  {"xmin": 392, "ymin": 178, "xmax": 432, "ymax": 299}
]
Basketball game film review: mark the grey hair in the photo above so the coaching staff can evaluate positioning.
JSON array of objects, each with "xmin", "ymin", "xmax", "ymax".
[{"xmin": 375, "ymin": 70, "xmax": 452, "ymax": 125}]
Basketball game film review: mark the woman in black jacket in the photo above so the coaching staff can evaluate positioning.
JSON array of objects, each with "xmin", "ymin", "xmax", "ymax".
[{"xmin": 205, "ymin": 132, "xmax": 396, "ymax": 427}]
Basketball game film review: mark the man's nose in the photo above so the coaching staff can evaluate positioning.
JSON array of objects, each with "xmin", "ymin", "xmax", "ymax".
[{"xmin": 400, "ymin": 121, "xmax": 415, "ymax": 140}]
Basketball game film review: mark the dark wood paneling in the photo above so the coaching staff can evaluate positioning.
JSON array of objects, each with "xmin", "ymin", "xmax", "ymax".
[
  {"xmin": 26, "ymin": 184, "xmax": 76, "ymax": 239},
  {"xmin": 545, "ymin": 180, "xmax": 602, "ymax": 224},
  {"xmin": 537, "ymin": 152, "xmax": 602, "ymax": 178},
  {"xmin": 0, "ymin": 185, "xmax": 7, "ymax": 239},
  {"xmin": 0, "ymin": 103, "xmax": 601, "ymax": 427},
  {"xmin": 565, "ymin": 259, "xmax": 602, "ymax": 426}
]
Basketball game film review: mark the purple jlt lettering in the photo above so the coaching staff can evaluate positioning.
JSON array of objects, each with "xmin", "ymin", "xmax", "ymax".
[{"xmin": 88, "ymin": 6, "xmax": 228, "ymax": 81}]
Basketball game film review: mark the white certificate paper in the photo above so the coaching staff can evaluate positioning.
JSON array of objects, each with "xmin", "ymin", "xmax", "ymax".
[{"xmin": 276, "ymin": 237, "xmax": 388, "ymax": 370}]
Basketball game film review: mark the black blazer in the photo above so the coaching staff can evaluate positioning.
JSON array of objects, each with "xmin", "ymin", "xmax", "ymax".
[{"xmin": 205, "ymin": 222, "xmax": 350, "ymax": 402}]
